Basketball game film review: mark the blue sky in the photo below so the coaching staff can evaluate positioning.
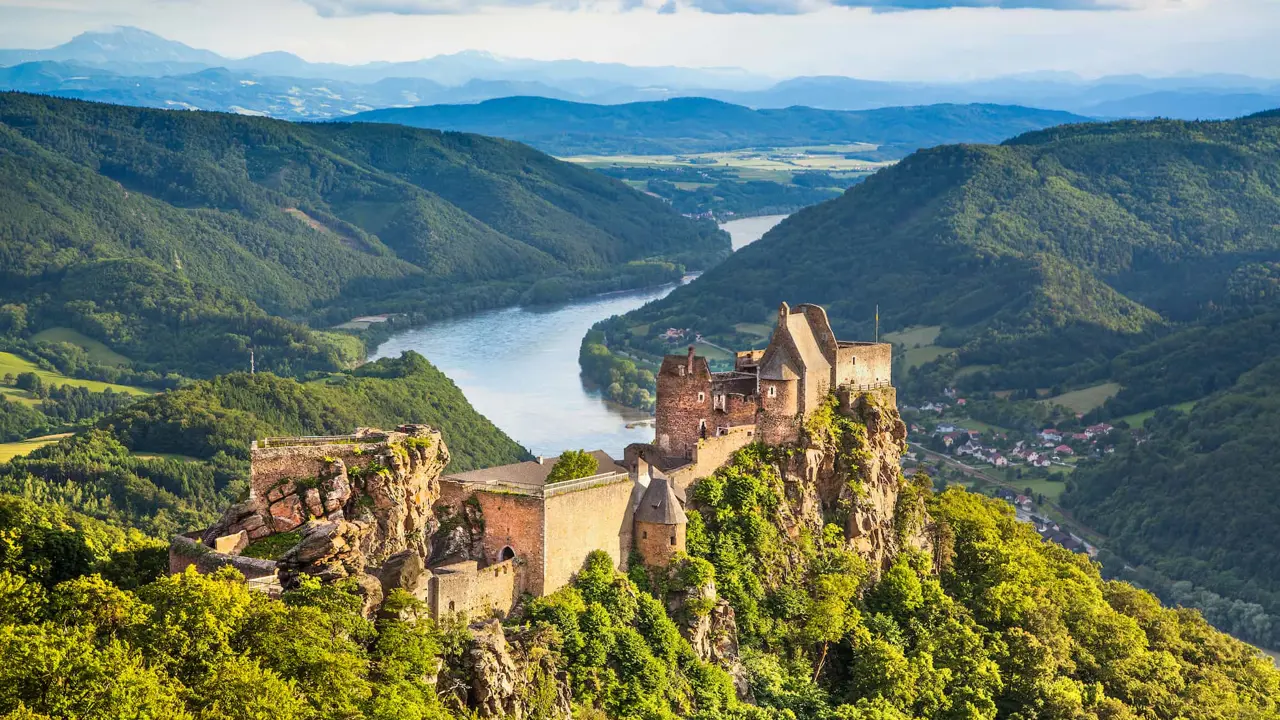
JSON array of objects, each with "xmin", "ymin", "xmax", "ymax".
[{"xmin": 0, "ymin": 0, "xmax": 1276, "ymax": 80}]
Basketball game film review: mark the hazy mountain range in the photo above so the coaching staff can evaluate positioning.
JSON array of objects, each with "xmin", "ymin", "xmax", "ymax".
[
  {"xmin": 1, "ymin": 27, "xmax": 1278, "ymax": 123},
  {"xmin": 349, "ymin": 97, "xmax": 1089, "ymax": 157}
]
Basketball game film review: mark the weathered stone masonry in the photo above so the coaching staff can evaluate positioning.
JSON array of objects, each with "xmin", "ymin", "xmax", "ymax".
[{"xmin": 171, "ymin": 302, "xmax": 896, "ymax": 624}]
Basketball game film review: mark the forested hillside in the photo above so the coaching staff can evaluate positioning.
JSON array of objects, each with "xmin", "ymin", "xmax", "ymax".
[
  {"xmin": 0, "ymin": 352, "xmax": 529, "ymax": 536},
  {"xmin": 602, "ymin": 111, "xmax": 1280, "ymax": 390},
  {"xmin": 1064, "ymin": 351, "xmax": 1280, "ymax": 626},
  {"xmin": 0, "ymin": 92, "xmax": 727, "ymax": 377},
  {"xmin": 351, "ymin": 97, "xmax": 1088, "ymax": 156}
]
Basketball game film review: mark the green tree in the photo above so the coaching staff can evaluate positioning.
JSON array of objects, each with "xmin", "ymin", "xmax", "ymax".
[{"xmin": 546, "ymin": 449, "xmax": 600, "ymax": 484}]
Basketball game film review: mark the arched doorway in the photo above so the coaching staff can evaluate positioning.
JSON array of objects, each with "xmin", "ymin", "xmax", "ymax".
[{"xmin": 498, "ymin": 546, "xmax": 516, "ymax": 562}]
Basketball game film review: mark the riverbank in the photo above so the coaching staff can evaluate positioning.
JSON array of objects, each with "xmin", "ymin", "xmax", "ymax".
[{"xmin": 372, "ymin": 284, "xmax": 682, "ymax": 457}]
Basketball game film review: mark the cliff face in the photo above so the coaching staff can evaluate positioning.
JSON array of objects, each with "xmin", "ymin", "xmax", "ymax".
[{"xmin": 203, "ymin": 425, "xmax": 450, "ymax": 588}]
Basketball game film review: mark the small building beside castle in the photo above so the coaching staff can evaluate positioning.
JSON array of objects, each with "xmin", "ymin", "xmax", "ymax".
[{"xmin": 170, "ymin": 302, "xmax": 890, "ymax": 621}]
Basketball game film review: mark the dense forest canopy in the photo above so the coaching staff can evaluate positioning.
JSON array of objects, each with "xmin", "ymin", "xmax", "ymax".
[
  {"xmin": 351, "ymin": 97, "xmax": 1089, "ymax": 157},
  {"xmin": 0, "ymin": 92, "xmax": 728, "ymax": 376}
]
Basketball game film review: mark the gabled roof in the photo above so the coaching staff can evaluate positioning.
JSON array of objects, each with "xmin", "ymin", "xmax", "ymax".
[{"xmin": 635, "ymin": 472, "xmax": 688, "ymax": 525}]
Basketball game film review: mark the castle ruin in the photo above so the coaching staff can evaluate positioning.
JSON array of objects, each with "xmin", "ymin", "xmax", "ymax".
[{"xmin": 170, "ymin": 302, "xmax": 892, "ymax": 621}]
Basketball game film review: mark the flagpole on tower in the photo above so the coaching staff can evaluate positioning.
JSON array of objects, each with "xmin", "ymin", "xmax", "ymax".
[{"xmin": 875, "ymin": 305, "xmax": 879, "ymax": 344}]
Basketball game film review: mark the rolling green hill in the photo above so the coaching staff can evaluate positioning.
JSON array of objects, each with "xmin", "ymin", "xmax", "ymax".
[
  {"xmin": 0, "ymin": 92, "xmax": 727, "ymax": 377},
  {"xmin": 350, "ymin": 96, "xmax": 1089, "ymax": 157},
  {"xmin": 601, "ymin": 112, "xmax": 1280, "ymax": 392}
]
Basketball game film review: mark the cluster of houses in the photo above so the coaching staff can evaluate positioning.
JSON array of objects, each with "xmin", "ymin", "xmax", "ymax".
[
  {"xmin": 919, "ymin": 418, "xmax": 1120, "ymax": 471},
  {"xmin": 660, "ymin": 327, "xmax": 702, "ymax": 343}
]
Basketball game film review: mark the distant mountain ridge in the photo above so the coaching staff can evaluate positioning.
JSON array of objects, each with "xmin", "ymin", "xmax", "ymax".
[
  {"xmin": 347, "ymin": 97, "xmax": 1090, "ymax": 156},
  {"xmin": 2, "ymin": 27, "xmax": 1278, "ymax": 121}
]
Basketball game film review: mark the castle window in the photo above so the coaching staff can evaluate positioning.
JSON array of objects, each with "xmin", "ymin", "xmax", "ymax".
[
  {"xmin": 499, "ymin": 546, "xmax": 515, "ymax": 562},
  {"xmin": 678, "ymin": 366, "xmax": 686, "ymax": 377},
  {"xmin": 449, "ymin": 601, "xmax": 455, "ymax": 612},
  {"xmin": 767, "ymin": 386, "xmax": 777, "ymax": 398},
  {"xmin": 642, "ymin": 531, "xmax": 648, "ymax": 539},
  {"xmin": 698, "ymin": 392, "xmax": 705, "ymax": 402},
  {"xmin": 669, "ymin": 535, "xmax": 677, "ymax": 546}
]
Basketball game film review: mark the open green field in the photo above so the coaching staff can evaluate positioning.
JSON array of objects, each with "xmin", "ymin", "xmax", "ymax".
[
  {"xmin": 31, "ymin": 327, "xmax": 131, "ymax": 366},
  {"xmin": 995, "ymin": 468, "xmax": 1073, "ymax": 503},
  {"xmin": 562, "ymin": 144, "xmax": 893, "ymax": 183},
  {"xmin": 903, "ymin": 345, "xmax": 951, "ymax": 370},
  {"xmin": 954, "ymin": 364, "xmax": 994, "ymax": 379},
  {"xmin": 0, "ymin": 351, "xmax": 151, "ymax": 406},
  {"xmin": 734, "ymin": 323, "xmax": 773, "ymax": 339},
  {"xmin": 132, "ymin": 451, "xmax": 202, "ymax": 463},
  {"xmin": 1117, "ymin": 399, "xmax": 1198, "ymax": 428},
  {"xmin": 1039, "ymin": 382, "xmax": 1122, "ymax": 414},
  {"xmin": 0, "ymin": 433, "xmax": 71, "ymax": 463},
  {"xmin": 951, "ymin": 417, "xmax": 1012, "ymax": 434},
  {"xmin": 693, "ymin": 343, "xmax": 734, "ymax": 362},
  {"xmin": 884, "ymin": 325, "xmax": 942, "ymax": 348}
]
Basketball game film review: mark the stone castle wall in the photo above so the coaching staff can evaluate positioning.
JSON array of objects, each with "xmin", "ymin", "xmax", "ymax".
[
  {"xmin": 665, "ymin": 425, "xmax": 759, "ymax": 494},
  {"xmin": 169, "ymin": 535, "xmax": 281, "ymax": 594},
  {"xmin": 543, "ymin": 477, "xmax": 635, "ymax": 592},
  {"xmin": 429, "ymin": 558, "xmax": 518, "ymax": 619},
  {"xmin": 841, "ymin": 344, "xmax": 893, "ymax": 388},
  {"xmin": 438, "ymin": 480, "xmax": 546, "ymax": 596}
]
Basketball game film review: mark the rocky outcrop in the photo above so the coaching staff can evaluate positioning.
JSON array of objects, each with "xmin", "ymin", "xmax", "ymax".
[
  {"xmin": 427, "ymin": 498, "xmax": 486, "ymax": 567},
  {"xmin": 774, "ymin": 390, "xmax": 932, "ymax": 576},
  {"xmin": 378, "ymin": 549, "xmax": 428, "ymax": 597},
  {"xmin": 203, "ymin": 425, "xmax": 450, "ymax": 584},
  {"xmin": 671, "ymin": 578, "xmax": 752, "ymax": 701},
  {"xmin": 445, "ymin": 620, "xmax": 571, "ymax": 720},
  {"xmin": 276, "ymin": 519, "xmax": 371, "ymax": 587}
]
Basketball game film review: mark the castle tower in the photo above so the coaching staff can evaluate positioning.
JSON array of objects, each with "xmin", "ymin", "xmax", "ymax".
[
  {"xmin": 633, "ymin": 471, "xmax": 687, "ymax": 568},
  {"xmin": 654, "ymin": 346, "xmax": 712, "ymax": 460}
]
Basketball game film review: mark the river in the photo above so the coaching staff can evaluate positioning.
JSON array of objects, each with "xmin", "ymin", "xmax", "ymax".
[{"xmin": 372, "ymin": 214, "xmax": 787, "ymax": 457}]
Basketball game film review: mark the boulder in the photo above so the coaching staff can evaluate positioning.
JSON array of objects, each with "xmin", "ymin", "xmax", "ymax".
[
  {"xmin": 378, "ymin": 549, "xmax": 426, "ymax": 597},
  {"xmin": 277, "ymin": 519, "xmax": 371, "ymax": 589},
  {"xmin": 269, "ymin": 495, "xmax": 305, "ymax": 533},
  {"xmin": 354, "ymin": 573, "xmax": 384, "ymax": 619}
]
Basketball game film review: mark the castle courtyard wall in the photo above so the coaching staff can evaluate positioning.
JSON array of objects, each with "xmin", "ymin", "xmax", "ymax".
[
  {"xmin": 437, "ymin": 480, "xmax": 546, "ymax": 596},
  {"xmin": 428, "ymin": 558, "xmax": 517, "ymax": 619},
  {"xmin": 668, "ymin": 425, "xmax": 759, "ymax": 494},
  {"xmin": 542, "ymin": 476, "xmax": 635, "ymax": 594}
]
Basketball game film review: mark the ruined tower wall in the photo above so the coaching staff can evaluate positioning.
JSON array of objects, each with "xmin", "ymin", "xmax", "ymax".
[
  {"xmin": 712, "ymin": 392, "xmax": 758, "ymax": 429},
  {"xmin": 542, "ymin": 477, "xmax": 635, "ymax": 593},
  {"xmin": 843, "ymin": 344, "xmax": 893, "ymax": 387},
  {"xmin": 655, "ymin": 353, "xmax": 713, "ymax": 459},
  {"xmin": 758, "ymin": 378, "xmax": 800, "ymax": 446}
]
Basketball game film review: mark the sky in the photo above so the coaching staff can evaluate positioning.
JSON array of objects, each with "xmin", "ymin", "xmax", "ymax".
[{"xmin": 0, "ymin": 0, "xmax": 1277, "ymax": 80}]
